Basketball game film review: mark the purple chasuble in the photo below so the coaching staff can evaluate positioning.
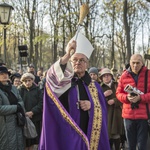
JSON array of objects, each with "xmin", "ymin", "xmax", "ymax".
[{"xmin": 39, "ymin": 81, "xmax": 110, "ymax": 150}]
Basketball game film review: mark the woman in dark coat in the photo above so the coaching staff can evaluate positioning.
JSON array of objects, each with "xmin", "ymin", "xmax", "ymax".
[
  {"xmin": 0, "ymin": 66, "xmax": 25, "ymax": 150},
  {"xmin": 100, "ymin": 68, "xmax": 123, "ymax": 150},
  {"xmin": 18, "ymin": 73, "xmax": 43, "ymax": 150}
]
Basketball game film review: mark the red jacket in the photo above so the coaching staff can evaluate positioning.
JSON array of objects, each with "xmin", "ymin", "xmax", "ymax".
[{"xmin": 116, "ymin": 66, "xmax": 150, "ymax": 119}]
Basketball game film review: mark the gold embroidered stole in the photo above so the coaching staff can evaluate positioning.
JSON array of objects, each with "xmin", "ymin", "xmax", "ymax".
[{"xmin": 88, "ymin": 82, "xmax": 102, "ymax": 150}]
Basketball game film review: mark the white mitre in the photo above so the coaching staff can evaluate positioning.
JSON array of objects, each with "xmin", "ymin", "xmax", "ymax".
[{"xmin": 66, "ymin": 32, "xmax": 94, "ymax": 59}]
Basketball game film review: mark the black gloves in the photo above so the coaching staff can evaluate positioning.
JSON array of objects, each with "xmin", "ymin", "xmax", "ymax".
[
  {"xmin": 17, "ymin": 103, "xmax": 22, "ymax": 112},
  {"xmin": 17, "ymin": 103, "xmax": 25, "ymax": 115},
  {"xmin": 131, "ymin": 101, "xmax": 140, "ymax": 109},
  {"xmin": 16, "ymin": 103, "xmax": 26, "ymax": 126}
]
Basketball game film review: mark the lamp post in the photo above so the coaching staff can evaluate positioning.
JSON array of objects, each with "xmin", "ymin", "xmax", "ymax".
[{"xmin": 0, "ymin": 3, "xmax": 14, "ymax": 63}]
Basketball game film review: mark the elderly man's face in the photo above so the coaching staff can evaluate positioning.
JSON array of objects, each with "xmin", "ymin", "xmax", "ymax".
[
  {"xmin": 71, "ymin": 53, "xmax": 88, "ymax": 76},
  {"xmin": 130, "ymin": 54, "xmax": 143, "ymax": 74}
]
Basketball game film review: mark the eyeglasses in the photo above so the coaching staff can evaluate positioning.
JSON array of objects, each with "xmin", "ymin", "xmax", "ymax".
[{"xmin": 71, "ymin": 58, "xmax": 87, "ymax": 64}]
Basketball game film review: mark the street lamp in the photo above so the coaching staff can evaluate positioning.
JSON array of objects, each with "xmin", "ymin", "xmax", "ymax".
[{"xmin": 0, "ymin": 3, "xmax": 14, "ymax": 63}]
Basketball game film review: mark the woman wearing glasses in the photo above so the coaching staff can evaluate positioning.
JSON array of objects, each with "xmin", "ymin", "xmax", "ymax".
[{"xmin": 100, "ymin": 68, "xmax": 123, "ymax": 150}]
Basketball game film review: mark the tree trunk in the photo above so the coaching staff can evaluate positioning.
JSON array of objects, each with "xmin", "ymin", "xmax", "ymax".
[
  {"xmin": 111, "ymin": 4, "xmax": 115, "ymax": 68},
  {"xmin": 123, "ymin": 0, "xmax": 131, "ymax": 63}
]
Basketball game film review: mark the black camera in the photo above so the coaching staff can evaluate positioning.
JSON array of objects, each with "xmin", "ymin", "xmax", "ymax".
[{"xmin": 124, "ymin": 84, "xmax": 144, "ymax": 109}]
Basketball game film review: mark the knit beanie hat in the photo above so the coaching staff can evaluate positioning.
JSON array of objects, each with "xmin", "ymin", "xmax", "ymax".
[{"xmin": 88, "ymin": 67, "xmax": 98, "ymax": 76}]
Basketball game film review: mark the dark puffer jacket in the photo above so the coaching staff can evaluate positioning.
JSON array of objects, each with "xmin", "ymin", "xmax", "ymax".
[{"xmin": 116, "ymin": 66, "xmax": 150, "ymax": 119}]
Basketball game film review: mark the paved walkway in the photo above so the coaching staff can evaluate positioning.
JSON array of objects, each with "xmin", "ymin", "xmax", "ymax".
[
  {"xmin": 112, "ymin": 137, "xmax": 150, "ymax": 150},
  {"xmin": 34, "ymin": 137, "xmax": 150, "ymax": 150}
]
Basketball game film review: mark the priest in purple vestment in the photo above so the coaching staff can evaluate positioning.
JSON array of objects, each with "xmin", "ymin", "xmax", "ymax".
[{"xmin": 39, "ymin": 32, "xmax": 110, "ymax": 150}]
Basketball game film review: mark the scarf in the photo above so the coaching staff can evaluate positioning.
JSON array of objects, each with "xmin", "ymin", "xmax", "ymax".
[{"xmin": 0, "ymin": 82, "xmax": 18, "ymax": 105}]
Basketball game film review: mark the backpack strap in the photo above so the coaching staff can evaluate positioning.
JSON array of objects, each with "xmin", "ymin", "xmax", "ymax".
[{"xmin": 145, "ymin": 70, "xmax": 150, "ymax": 119}]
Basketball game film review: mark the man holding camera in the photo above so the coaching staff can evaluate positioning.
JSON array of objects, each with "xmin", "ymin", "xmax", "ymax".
[{"xmin": 116, "ymin": 54, "xmax": 150, "ymax": 150}]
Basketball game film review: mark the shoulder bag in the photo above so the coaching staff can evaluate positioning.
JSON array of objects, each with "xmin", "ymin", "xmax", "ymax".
[{"xmin": 24, "ymin": 116, "xmax": 38, "ymax": 139}]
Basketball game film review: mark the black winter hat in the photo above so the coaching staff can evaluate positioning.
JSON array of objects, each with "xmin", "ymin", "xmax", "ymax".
[
  {"xmin": 0, "ymin": 66, "xmax": 11, "ymax": 75},
  {"xmin": 10, "ymin": 73, "xmax": 21, "ymax": 83}
]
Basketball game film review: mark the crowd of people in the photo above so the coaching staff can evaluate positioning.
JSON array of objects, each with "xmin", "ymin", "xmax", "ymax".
[
  {"xmin": 0, "ymin": 64, "xmax": 44, "ymax": 150},
  {"xmin": 0, "ymin": 33, "xmax": 150, "ymax": 150}
]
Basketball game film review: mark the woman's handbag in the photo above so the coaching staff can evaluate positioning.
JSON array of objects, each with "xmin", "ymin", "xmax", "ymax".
[{"xmin": 24, "ymin": 116, "xmax": 38, "ymax": 139}]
